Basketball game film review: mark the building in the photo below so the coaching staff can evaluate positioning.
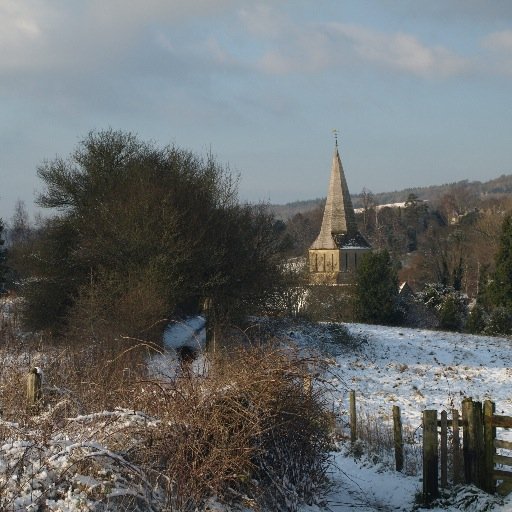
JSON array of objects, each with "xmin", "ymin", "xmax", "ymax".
[{"xmin": 309, "ymin": 142, "xmax": 371, "ymax": 284}]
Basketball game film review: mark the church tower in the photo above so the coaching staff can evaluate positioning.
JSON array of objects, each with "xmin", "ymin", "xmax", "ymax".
[{"xmin": 309, "ymin": 138, "xmax": 371, "ymax": 284}]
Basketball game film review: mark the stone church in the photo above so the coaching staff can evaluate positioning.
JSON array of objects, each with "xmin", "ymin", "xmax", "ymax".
[{"xmin": 309, "ymin": 142, "xmax": 371, "ymax": 284}]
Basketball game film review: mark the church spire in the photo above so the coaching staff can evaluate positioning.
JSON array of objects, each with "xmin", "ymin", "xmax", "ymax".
[{"xmin": 310, "ymin": 141, "xmax": 358, "ymax": 249}]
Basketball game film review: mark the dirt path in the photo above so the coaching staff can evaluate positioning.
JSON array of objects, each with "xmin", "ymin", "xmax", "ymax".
[{"xmin": 321, "ymin": 453, "xmax": 418, "ymax": 512}]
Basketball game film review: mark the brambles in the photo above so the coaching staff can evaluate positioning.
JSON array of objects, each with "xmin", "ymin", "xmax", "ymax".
[{"xmin": 0, "ymin": 337, "xmax": 332, "ymax": 511}]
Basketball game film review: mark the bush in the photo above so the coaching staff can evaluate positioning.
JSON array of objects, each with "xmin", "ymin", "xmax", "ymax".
[
  {"xmin": 466, "ymin": 304, "xmax": 487, "ymax": 334},
  {"xmin": 484, "ymin": 307, "xmax": 512, "ymax": 336},
  {"xmin": 0, "ymin": 338, "xmax": 332, "ymax": 511},
  {"xmin": 21, "ymin": 130, "xmax": 284, "ymax": 337},
  {"xmin": 439, "ymin": 295, "xmax": 464, "ymax": 331},
  {"xmin": 304, "ymin": 285, "xmax": 355, "ymax": 322},
  {"xmin": 134, "ymin": 345, "xmax": 332, "ymax": 511},
  {"xmin": 417, "ymin": 283, "xmax": 468, "ymax": 331}
]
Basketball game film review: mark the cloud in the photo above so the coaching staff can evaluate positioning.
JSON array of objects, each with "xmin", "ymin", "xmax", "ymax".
[
  {"xmin": 0, "ymin": 0, "xmax": 241, "ymax": 74},
  {"xmin": 257, "ymin": 31, "xmax": 332, "ymax": 74},
  {"xmin": 0, "ymin": 1, "xmax": 50, "ymax": 69},
  {"xmin": 329, "ymin": 23, "xmax": 469, "ymax": 78},
  {"xmin": 239, "ymin": 4, "xmax": 289, "ymax": 39},
  {"xmin": 238, "ymin": 5, "xmax": 468, "ymax": 79},
  {"xmin": 480, "ymin": 30, "xmax": 512, "ymax": 75},
  {"xmin": 370, "ymin": 0, "xmax": 512, "ymax": 23},
  {"xmin": 482, "ymin": 30, "xmax": 512, "ymax": 52}
]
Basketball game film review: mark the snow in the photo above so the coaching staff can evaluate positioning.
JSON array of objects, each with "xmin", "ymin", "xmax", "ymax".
[
  {"xmin": 162, "ymin": 316, "xmax": 206, "ymax": 350},
  {"xmin": 319, "ymin": 452, "xmax": 420, "ymax": 511},
  {"xmin": 0, "ymin": 410, "xmax": 162, "ymax": 511},
  {"xmin": 295, "ymin": 323, "xmax": 512, "ymax": 512},
  {"xmin": 149, "ymin": 315, "xmax": 209, "ymax": 378},
  {"xmin": 354, "ymin": 202, "xmax": 408, "ymax": 214},
  {"xmin": 333, "ymin": 324, "xmax": 512, "ymax": 425},
  {"xmin": 155, "ymin": 318, "xmax": 512, "ymax": 511}
]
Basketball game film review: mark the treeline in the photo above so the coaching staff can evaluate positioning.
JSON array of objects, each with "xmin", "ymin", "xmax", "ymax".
[
  {"xmin": 281, "ymin": 190, "xmax": 510, "ymax": 294},
  {"xmin": 272, "ymin": 173, "xmax": 512, "ymax": 220},
  {"xmin": 279, "ymin": 185, "xmax": 512, "ymax": 334},
  {"xmin": 353, "ymin": 174, "xmax": 512, "ymax": 208}
]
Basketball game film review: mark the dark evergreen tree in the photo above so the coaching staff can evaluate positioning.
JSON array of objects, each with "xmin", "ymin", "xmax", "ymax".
[
  {"xmin": 489, "ymin": 215, "xmax": 512, "ymax": 309},
  {"xmin": 438, "ymin": 294, "xmax": 465, "ymax": 331},
  {"xmin": 466, "ymin": 304, "xmax": 486, "ymax": 334},
  {"xmin": 417, "ymin": 283, "xmax": 468, "ymax": 331},
  {"xmin": 484, "ymin": 307, "xmax": 512, "ymax": 335},
  {"xmin": 354, "ymin": 249, "xmax": 400, "ymax": 325}
]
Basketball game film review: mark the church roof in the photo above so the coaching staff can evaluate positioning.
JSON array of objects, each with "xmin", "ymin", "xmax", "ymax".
[
  {"xmin": 311, "ymin": 146, "xmax": 369, "ymax": 250},
  {"xmin": 332, "ymin": 232, "xmax": 371, "ymax": 249}
]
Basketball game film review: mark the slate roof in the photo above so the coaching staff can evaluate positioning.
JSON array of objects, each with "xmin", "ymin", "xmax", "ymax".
[{"xmin": 332, "ymin": 232, "xmax": 371, "ymax": 249}]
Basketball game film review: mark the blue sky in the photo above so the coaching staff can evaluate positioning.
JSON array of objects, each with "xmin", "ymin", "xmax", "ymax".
[{"xmin": 1, "ymin": 0, "xmax": 512, "ymax": 220}]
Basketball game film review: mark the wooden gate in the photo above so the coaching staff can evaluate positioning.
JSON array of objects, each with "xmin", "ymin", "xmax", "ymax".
[
  {"xmin": 483, "ymin": 400, "xmax": 512, "ymax": 496},
  {"xmin": 422, "ymin": 398, "xmax": 512, "ymax": 503}
]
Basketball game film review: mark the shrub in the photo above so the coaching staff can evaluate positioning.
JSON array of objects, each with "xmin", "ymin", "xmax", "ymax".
[
  {"xmin": 0, "ymin": 338, "xmax": 332, "ymax": 511},
  {"xmin": 21, "ymin": 130, "xmax": 284, "ymax": 336},
  {"xmin": 417, "ymin": 283, "xmax": 468, "ymax": 331},
  {"xmin": 466, "ymin": 304, "xmax": 487, "ymax": 334},
  {"xmin": 133, "ymin": 345, "xmax": 332, "ymax": 511},
  {"xmin": 304, "ymin": 285, "xmax": 355, "ymax": 322},
  {"xmin": 484, "ymin": 307, "xmax": 512, "ymax": 336}
]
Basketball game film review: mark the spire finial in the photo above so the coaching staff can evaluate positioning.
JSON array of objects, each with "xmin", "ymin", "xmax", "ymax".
[{"xmin": 332, "ymin": 128, "xmax": 338, "ymax": 148}]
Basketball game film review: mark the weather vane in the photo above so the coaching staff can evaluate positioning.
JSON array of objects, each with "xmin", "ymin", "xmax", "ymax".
[{"xmin": 332, "ymin": 128, "xmax": 339, "ymax": 147}]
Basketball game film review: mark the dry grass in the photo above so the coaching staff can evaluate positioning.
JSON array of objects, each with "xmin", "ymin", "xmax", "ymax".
[
  {"xmin": 339, "ymin": 406, "xmax": 422, "ymax": 477},
  {"xmin": 0, "ymin": 325, "xmax": 333, "ymax": 511},
  {"xmin": 136, "ymin": 346, "xmax": 332, "ymax": 511}
]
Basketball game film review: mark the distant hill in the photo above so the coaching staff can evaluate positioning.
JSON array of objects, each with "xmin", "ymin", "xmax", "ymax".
[
  {"xmin": 270, "ymin": 199, "xmax": 325, "ymax": 220},
  {"xmin": 271, "ymin": 174, "xmax": 512, "ymax": 220}
]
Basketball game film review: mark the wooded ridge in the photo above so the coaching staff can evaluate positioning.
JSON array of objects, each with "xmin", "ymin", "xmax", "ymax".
[{"xmin": 271, "ymin": 173, "xmax": 512, "ymax": 220}]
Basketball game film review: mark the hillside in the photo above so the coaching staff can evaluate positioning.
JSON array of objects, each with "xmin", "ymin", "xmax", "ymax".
[
  {"xmin": 298, "ymin": 322, "xmax": 512, "ymax": 511},
  {"xmin": 271, "ymin": 173, "xmax": 512, "ymax": 219}
]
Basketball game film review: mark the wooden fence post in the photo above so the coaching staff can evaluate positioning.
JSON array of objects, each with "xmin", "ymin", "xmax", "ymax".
[
  {"xmin": 483, "ymin": 400, "xmax": 496, "ymax": 494},
  {"xmin": 473, "ymin": 401, "xmax": 484, "ymax": 490},
  {"xmin": 303, "ymin": 375, "xmax": 312, "ymax": 396},
  {"xmin": 462, "ymin": 398, "xmax": 473, "ymax": 484},
  {"xmin": 463, "ymin": 398, "xmax": 485, "ymax": 488},
  {"xmin": 393, "ymin": 405, "xmax": 404, "ymax": 472},
  {"xmin": 423, "ymin": 409, "xmax": 439, "ymax": 504},
  {"xmin": 452, "ymin": 408, "xmax": 462, "ymax": 484},
  {"xmin": 440, "ymin": 410, "xmax": 448, "ymax": 488},
  {"xmin": 203, "ymin": 297, "xmax": 216, "ymax": 354},
  {"xmin": 349, "ymin": 390, "xmax": 357, "ymax": 444},
  {"xmin": 26, "ymin": 367, "xmax": 42, "ymax": 408}
]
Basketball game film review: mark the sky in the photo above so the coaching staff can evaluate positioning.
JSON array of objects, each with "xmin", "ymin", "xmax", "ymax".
[{"xmin": 1, "ymin": 0, "xmax": 512, "ymax": 221}]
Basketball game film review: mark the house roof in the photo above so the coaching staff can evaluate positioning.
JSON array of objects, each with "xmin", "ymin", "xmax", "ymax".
[{"xmin": 310, "ymin": 146, "xmax": 370, "ymax": 250}]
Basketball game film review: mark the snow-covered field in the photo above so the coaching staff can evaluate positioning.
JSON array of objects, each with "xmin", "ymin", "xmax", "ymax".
[
  {"xmin": 327, "ymin": 324, "xmax": 512, "ymax": 426},
  {"xmin": 303, "ymin": 323, "xmax": 512, "ymax": 512}
]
